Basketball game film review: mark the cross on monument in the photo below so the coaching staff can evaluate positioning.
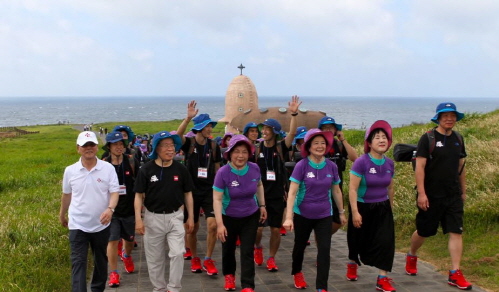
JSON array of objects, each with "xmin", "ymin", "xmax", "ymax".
[{"xmin": 238, "ymin": 63, "xmax": 245, "ymax": 75}]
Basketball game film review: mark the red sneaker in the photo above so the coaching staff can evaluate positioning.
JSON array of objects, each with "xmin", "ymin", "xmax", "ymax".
[
  {"xmin": 203, "ymin": 258, "xmax": 219, "ymax": 275},
  {"xmin": 191, "ymin": 257, "xmax": 202, "ymax": 273},
  {"xmin": 108, "ymin": 271, "xmax": 120, "ymax": 287},
  {"xmin": 236, "ymin": 237, "xmax": 241, "ymax": 246},
  {"xmin": 241, "ymin": 289, "xmax": 254, "ymax": 292},
  {"xmin": 266, "ymin": 257, "xmax": 278, "ymax": 272},
  {"xmin": 376, "ymin": 276, "xmax": 396, "ymax": 292},
  {"xmin": 448, "ymin": 269, "xmax": 472, "ymax": 290},
  {"xmin": 293, "ymin": 272, "xmax": 307, "ymax": 289},
  {"xmin": 280, "ymin": 226, "xmax": 287, "ymax": 236},
  {"xmin": 121, "ymin": 252, "xmax": 135, "ymax": 273},
  {"xmin": 346, "ymin": 262, "xmax": 358, "ymax": 281},
  {"xmin": 184, "ymin": 247, "xmax": 192, "ymax": 260},
  {"xmin": 254, "ymin": 247, "xmax": 263, "ymax": 266},
  {"xmin": 405, "ymin": 254, "xmax": 418, "ymax": 275},
  {"xmin": 224, "ymin": 274, "xmax": 236, "ymax": 291}
]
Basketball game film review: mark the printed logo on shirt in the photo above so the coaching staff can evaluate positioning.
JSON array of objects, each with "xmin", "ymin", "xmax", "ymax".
[
  {"xmin": 369, "ymin": 167, "xmax": 377, "ymax": 174},
  {"xmin": 97, "ymin": 178, "xmax": 102, "ymax": 183},
  {"xmin": 125, "ymin": 171, "xmax": 130, "ymax": 176},
  {"xmin": 251, "ymin": 178, "xmax": 257, "ymax": 181},
  {"xmin": 326, "ymin": 174, "xmax": 332, "ymax": 178},
  {"xmin": 193, "ymin": 148, "xmax": 197, "ymax": 154},
  {"xmin": 173, "ymin": 176, "xmax": 179, "ymax": 181},
  {"xmin": 436, "ymin": 141, "xmax": 444, "ymax": 147},
  {"xmin": 259, "ymin": 153, "xmax": 264, "ymax": 158},
  {"xmin": 231, "ymin": 180, "xmax": 239, "ymax": 187},
  {"xmin": 306, "ymin": 172, "xmax": 315, "ymax": 178},
  {"xmin": 150, "ymin": 175, "xmax": 159, "ymax": 182}
]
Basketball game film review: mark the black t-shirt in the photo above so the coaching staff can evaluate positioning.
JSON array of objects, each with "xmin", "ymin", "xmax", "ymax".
[
  {"xmin": 103, "ymin": 154, "xmax": 138, "ymax": 217},
  {"xmin": 416, "ymin": 130, "xmax": 466, "ymax": 199},
  {"xmin": 255, "ymin": 142, "xmax": 290, "ymax": 200},
  {"xmin": 134, "ymin": 160, "xmax": 194, "ymax": 213},
  {"xmin": 181, "ymin": 138, "xmax": 221, "ymax": 192}
]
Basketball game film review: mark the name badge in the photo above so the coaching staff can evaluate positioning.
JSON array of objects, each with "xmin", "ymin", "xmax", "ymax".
[
  {"xmin": 118, "ymin": 185, "xmax": 127, "ymax": 195},
  {"xmin": 198, "ymin": 167, "xmax": 208, "ymax": 178},
  {"xmin": 266, "ymin": 170, "xmax": 276, "ymax": 181}
]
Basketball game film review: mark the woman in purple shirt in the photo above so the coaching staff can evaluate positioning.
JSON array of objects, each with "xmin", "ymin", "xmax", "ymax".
[
  {"xmin": 346, "ymin": 120, "xmax": 396, "ymax": 292},
  {"xmin": 213, "ymin": 135, "xmax": 267, "ymax": 292},
  {"xmin": 283, "ymin": 128, "xmax": 346, "ymax": 292}
]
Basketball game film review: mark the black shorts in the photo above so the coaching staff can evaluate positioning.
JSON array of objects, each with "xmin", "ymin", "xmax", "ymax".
[
  {"xmin": 184, "ymin": 188, "xmax": 215, "ymax": 223},
  {"xmin": 416, "ymin": 196, "xmax": 464, "ymax": 237},
  {"xmin": 259, "ymin": 198, "xmax": 285, "ymax": 228},
  {"xmin": 109, "ymin": 216, "xmax": 135, "ymax": 242}
]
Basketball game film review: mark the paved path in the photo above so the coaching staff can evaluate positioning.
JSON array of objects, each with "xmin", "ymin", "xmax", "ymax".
[{"xmin": 103, "ymin": 222, "xmax": 486, "ymax": 292}]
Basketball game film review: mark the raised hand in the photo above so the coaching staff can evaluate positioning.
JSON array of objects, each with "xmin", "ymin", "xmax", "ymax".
[
  {"xmin": 288, "ymin": 95, "xmax": 302, "ymax": 113},
  {"xmin": 187, "ymin": 100, "xmax": 199, "ymax": 119}
]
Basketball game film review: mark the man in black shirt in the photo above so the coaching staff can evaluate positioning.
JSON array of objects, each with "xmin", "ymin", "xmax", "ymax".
[
  {"xmin": 406, "ymin": 102, "xmax": 471, "ymax": 290},
  {"xmin": 176, "ymin": 101, "xmax": 222, "ymax": 276},
  {"xmin": 134, "ymin": 131, "xmax": 194, "ymax": 292}
]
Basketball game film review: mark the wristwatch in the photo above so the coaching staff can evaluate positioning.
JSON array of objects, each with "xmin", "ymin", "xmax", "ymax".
[{"xmin": 108, "ymin": 207, "xmax": 115, "ymax": 213}]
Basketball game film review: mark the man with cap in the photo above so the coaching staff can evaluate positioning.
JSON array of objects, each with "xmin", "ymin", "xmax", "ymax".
[
  {"xmin": 101, "ymin": 131, "xmax": 140, "ymax": 287},
  {"xmin": 253, "ymin": 95, "xmax": 301, "ymax": 272},
  {"xmin": 243, "ymin": 122, "xmax": 261, "ymax": 145},
  {"xmin": 175, "ymin": 100, "xmax": 223, "ymax": 276},
  {"xmin": 406, "ymin": 102, "xmax": 472, "ymax": 290},
  {"xmin": 318, "ymin": 116, "xmax": 358, "ymax": 235},
  {"xmin": 59, "ymin": 131, "xmax": 120, "ymax": 292},
  {"xmin": 134, "ymin": 131, "xmax": 194, "ymax": 292}
]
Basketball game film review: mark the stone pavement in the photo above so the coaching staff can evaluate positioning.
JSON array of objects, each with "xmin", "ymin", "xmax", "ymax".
[{"xmin": 103, "ymin": 222, "xmax": 487, "ymax": 292}]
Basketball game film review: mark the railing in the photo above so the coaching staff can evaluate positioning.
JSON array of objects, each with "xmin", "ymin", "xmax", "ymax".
[{"xmin": 0, "ymin": 127, "xmax": 40, "ymax": 136}]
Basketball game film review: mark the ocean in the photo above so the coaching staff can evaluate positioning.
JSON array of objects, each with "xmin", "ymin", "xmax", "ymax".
[{"xmin": 1, "ymin": 96, "xmax": 498, "ymax": 129}]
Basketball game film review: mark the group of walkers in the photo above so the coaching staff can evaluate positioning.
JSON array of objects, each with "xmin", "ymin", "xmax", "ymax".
[{"xmin": 59, "ymin": 97, "xmax": 473, "ymax": 292}]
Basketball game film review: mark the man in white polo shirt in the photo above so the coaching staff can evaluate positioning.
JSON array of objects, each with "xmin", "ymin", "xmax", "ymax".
[{"xmin": 59, "ymin": 131, "xmax": 119, "ymax": 292}]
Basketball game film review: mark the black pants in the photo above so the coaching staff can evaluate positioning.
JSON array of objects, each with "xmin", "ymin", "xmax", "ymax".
[
  {"xmin": 69, "ymin": 227, "xmax": 110, "ymax": 292},
  {"xmin": 292, "ymin": 214, "xmax": 332, "ymax": 290},
  {"xmin": 221, "ymin": 211, "xmax": 259, "ymax": 289}
]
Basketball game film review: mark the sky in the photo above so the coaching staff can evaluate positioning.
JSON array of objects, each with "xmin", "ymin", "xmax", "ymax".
[{"xmin": 1, "ymin": 1, "xmax": 499, "ymax": 98}]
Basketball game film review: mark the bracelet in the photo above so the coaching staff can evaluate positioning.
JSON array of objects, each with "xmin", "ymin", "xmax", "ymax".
[
  {"xmin": 339, "ymin": 209, "xmax": 345, "ymax": 214},
  {"xmin": 259, "ymin": 205, "xmax": 266, "ymax": 207},
  {"xmin": 291, "ymin": 112, "xmax": 298, "ymax": 116}
]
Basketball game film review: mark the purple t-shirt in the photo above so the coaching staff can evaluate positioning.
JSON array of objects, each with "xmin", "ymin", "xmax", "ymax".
[
  {"xmin": 289, "ymin": 158, "xmax": 340, "ymax": 219},
  {"xmin": 350, "ymin": 154, "xmax": 394, "ymax": 203},
  {"xmin": 213, "ymin": 162, "xmax": 261, "ymax": 218}
]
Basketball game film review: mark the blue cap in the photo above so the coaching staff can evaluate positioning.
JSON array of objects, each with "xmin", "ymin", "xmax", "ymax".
[
  {"xmin": 318, "ymin": 116, "xmax": 343, "ymax": 131},
  {"xmin": 293, "ymin": 126, "xmax": 307, "ymax": 145},
  {"xmin": 431, "ymin": 102, "xmax": 464, "ymax": 124},
  {"xmin": 243, "ymin": 122, "xmax": 261, "ymax": 138},
  {"xmin": 103, "ymin": 131, "xmax": 125, "ymax": 151},
  {"xmin": 113, "ymin": 125, "xmax": 136, "ymax": 144},
  {"xmin": 259, "ymin": 118, "xmax": 282, "ymax": 136},
  {"xmin": 149, "ymin": 131, "xmax": 182, "ymax": 159},
  {"xmin": 191, "ymin": 114, "xmax": 217, "ymax": 131}
]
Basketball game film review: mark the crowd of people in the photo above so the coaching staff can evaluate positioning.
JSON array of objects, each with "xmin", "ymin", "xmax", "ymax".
[{"xmin": 59, "ymin": 98, "xmax": 472, "ymax": 292}]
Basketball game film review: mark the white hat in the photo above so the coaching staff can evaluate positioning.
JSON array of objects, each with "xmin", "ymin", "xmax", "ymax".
[{"xmin": 77, "ymin": 131, "xmax": 99, "ymax": 146}]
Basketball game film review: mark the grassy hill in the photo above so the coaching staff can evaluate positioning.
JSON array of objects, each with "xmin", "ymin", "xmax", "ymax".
[{"xmin": 1, "ymin": 113, "xmax": 498, "ymax": 291}]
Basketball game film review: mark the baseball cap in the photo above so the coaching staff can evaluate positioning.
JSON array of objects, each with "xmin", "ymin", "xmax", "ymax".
[{"xmin": 77, "ymin": 131, "xmax": 98, "ymax": 146}]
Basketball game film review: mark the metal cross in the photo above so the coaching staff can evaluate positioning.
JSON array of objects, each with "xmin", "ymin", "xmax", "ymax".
[{"xmin": 238, "ymin": 63, "xmax": 245, "ymax": 75}]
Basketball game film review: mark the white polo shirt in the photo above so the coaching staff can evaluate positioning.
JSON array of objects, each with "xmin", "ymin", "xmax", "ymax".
[{"xmin": 62, "ymin": 157, "xmax": 119, "ymax": 232}]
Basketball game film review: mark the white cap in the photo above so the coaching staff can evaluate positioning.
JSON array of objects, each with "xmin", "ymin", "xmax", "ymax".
[{"xmin": 77, "ymin": 131, "xmax": 99, "ymax": 146}]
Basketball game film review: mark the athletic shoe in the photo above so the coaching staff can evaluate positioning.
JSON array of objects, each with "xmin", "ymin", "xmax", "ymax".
[
  {"xmin": 184, "ymin": 247, "xmax": 192, "ymax": 260},
  {"xmin": 376, "ymin": 276, "xmax": 396, "ymax": 292},
  {"xmin": 405, "ymin": 254, "xmax": 418, "ymax": 275},
  {"xmin": 266, "ymin": 257, "xmax": 278, "ymax": 272},
  {"xmin": 224, "ymin": 274, "xmax": 236, "ymax": 291},
  {"xmin": 191, "ymin": 257, "xmax": 202, "ymax": 273},
  {"xmin": 254, "ymin": 247, "xmax": 263, "ymax": 266},
  {"xmin": 293, "ymin": 272, "xmax": 307, "ymax": 289},
  {"xmin": 236, "ymin": 237, "xmax": 241, "ymax": 246},
  {"xmin": 317, "ymin": 290, "xmax": 328, "ymax": 292},
  {"xmin": 241, "ymin": 288, "xmax": 254, "ymax": 292},
  {"xmin": 108, "ymin": 271, "xmax": 120, "ymax": 287},
  {"xmin": 203, "ymin": 258, "xmax": 218, "ymax": 275},
  {"xmin": 346, "ymin": 262, "xmax": 358, "ymax": 281},
  {"xmin": 121, "ymin": 252, "xmax": 135, "ymax": 273},
  {"xmin": 280, "ymin": 226, "xmax": 287, "ymax": 236},
  {"xmin": 448, "ymin": 269, "xmax": 472, "ymax": 290}
]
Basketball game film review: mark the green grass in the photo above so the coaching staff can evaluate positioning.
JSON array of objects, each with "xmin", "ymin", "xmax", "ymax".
[{"xmin": 1, "ymin": 114, "xmax": 499, "ymax": 291}]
